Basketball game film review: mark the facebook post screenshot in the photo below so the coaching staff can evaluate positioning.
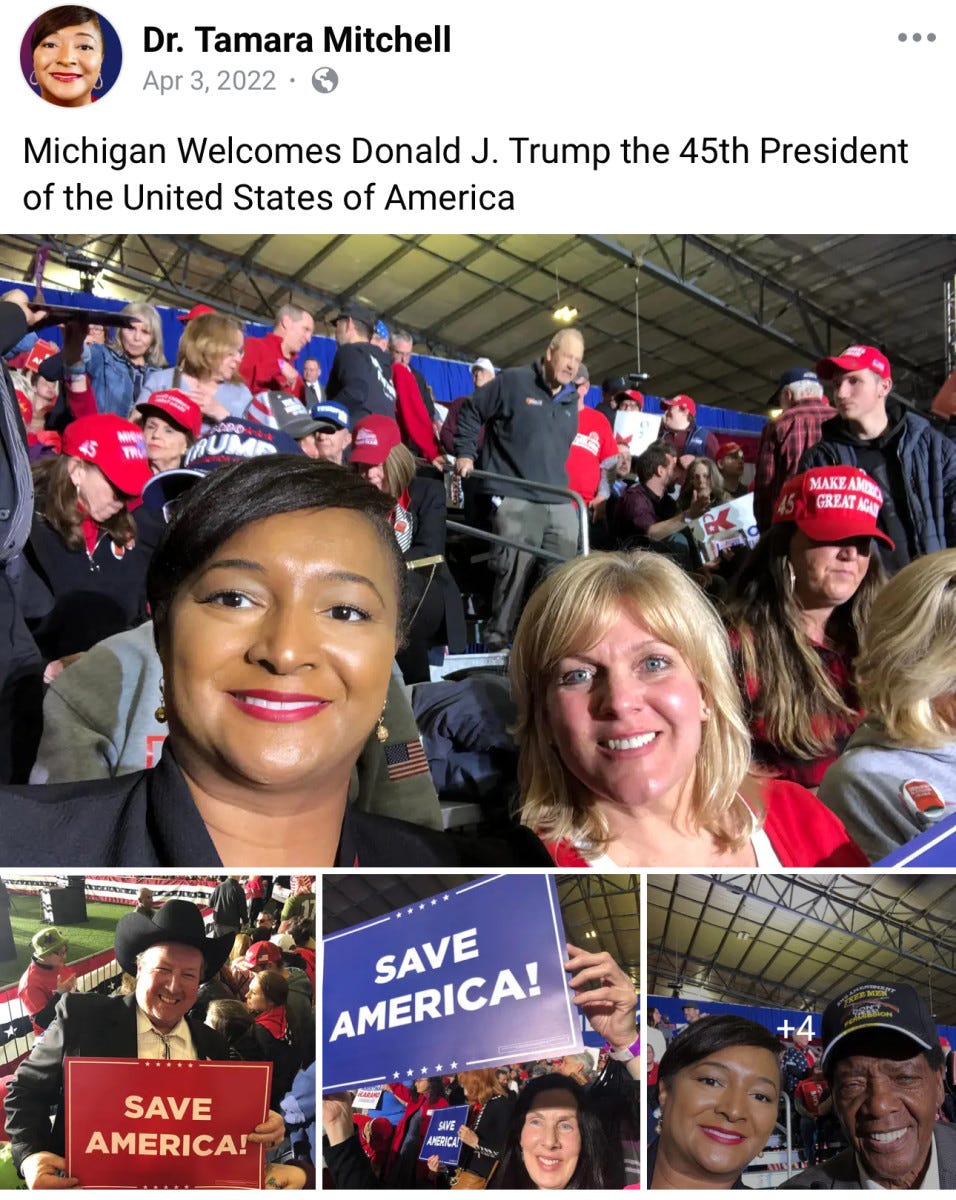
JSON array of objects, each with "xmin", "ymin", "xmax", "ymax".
[{"xmin": 0, "ymin": 0, "xmax": 954, "ymax": 1187}]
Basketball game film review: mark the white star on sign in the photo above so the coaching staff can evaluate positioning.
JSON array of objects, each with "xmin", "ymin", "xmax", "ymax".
[
  {"xmin": 396, "ymin": 911, "xmax": 402, "ymax": 919},
  {"xmin": 419, "ymin": 904, "xmax": 425, "ymax": 910},
  {"xmin": 407, "ymin": 908, "xmax": 413, "ymax": 916},
  {"xmin": 3, "ymin": 1025, "xmax": 16, "ymax": 1038},
  {"xmin": 393, "ymin": 1072, "xmax": 400, "ymax": 1079},
  {"xmin": 430, "ymin": 899, "xmax": 437, "ymax": 906},
  {"xmin": 436, "ymin": 1063, "xmax": 443, "ymax": 1071},
  {"xmin": 407, "ymin": 1068, "xmax": 414, "ymax": 1076},
  {"xmin": 421, "ymin": 1065, "xmax": 428, "ymax": 1074},
  {"xmin": 450, "ymin": 1061, "xmax": 458, "ymax": 1070},
  {"xmin": 443, "ymin": 894, "xmax": 449, "ymax": 901}
]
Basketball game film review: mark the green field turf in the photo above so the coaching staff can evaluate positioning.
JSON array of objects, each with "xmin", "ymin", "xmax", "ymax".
[{"xmin": 0, "ymin": 895, "xmax": 126, "ymax": 989}]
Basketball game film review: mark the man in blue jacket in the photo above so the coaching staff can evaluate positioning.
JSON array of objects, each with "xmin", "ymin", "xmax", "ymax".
[
  {"xmin": 799, "ymin": 344, "xmax": 956, "ymax": 573},
  {"xmin": 454, "ymin": 328, "xmax": 584, "ymax": 648}
]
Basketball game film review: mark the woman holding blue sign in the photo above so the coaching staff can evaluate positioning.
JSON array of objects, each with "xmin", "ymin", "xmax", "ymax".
[{"xmin": 511, "ymin": 550, "xmax": 867, "ymax": 868}]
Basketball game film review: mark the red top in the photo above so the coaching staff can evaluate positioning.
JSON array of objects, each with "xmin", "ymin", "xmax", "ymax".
[
  {"xmin": 239, "ymin": 331, "xmax": 304, "ymax": 400},
  {"xmin": 566, "ymin": 406, "xmax": 618, "ymax": 504},
  {"xmin": 728, "ymin": 627, "xmax": 861, "ymax": 789},
  {"xmin": 387, "ymin": 1082, "xmax": 450, "ymax": 1156},
  {"xmin": 543, "ymin": 779, "xmax": 867, "ymax": 868},
  {"xmin": 393, "ymin": 362, "xmax": 442, "ymax": 462}
]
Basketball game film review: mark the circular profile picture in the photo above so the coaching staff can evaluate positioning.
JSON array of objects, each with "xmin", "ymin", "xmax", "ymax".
[{"xmin": 21, "ymin": 6, "xmax": 122, "ymax": 108}]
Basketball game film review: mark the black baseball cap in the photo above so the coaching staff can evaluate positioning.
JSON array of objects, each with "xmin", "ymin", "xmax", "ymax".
[{"xmin": 821, "ymin": 982, "xmax": 938, "ymax": 1068}]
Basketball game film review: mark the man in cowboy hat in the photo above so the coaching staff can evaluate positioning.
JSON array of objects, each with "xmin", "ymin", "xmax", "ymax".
[{"xmin": 5, "ymin": 900, "xmax": 286, "ymax": 1189}]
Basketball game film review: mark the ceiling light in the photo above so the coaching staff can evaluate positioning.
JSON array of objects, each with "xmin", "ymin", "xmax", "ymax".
[{"xmin": 553, "ymin": 304, "xmax": 579, "ymax": 323}]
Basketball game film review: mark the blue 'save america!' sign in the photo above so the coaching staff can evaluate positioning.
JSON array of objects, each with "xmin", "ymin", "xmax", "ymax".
[{"xmin": 322, "ymin": 874, "xmax": 582, "ymax": 1092}]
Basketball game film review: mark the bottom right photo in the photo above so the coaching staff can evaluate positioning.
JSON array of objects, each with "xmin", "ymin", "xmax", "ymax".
[{"xmin": 646, "ymin": 873, "xmax": 956, "ymax": 1190}]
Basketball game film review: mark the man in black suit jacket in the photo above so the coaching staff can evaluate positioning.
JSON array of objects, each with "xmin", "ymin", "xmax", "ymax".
[
  {"xmin": 5, "ymin": 900, "xmax": 285, "ymax": 1188},
  {"xmin": 783, "ymin": 981, "xmax": 956, "ymax": 1189}
]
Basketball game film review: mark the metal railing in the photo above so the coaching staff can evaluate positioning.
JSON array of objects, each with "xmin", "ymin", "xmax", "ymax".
[{"xmin": 447, "ymin": 466, "xmax": 591, "ymax": 559}]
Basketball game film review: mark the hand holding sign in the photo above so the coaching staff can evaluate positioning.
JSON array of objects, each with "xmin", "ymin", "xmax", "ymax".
[
  {"xmin": 247, "ymin": 1109, "xmax": 286, "ymax": 1150},
  {"xmin": 19, "ymin": 1152, "xmax": 78, "ymax": 1190},
  {"xmin": 321, "ymin": 1092, "xmax": 356, "ymax": 1148},
  {"xmin": 564, "ymin": 944, "xmax": 637, "ymax": 1052}
]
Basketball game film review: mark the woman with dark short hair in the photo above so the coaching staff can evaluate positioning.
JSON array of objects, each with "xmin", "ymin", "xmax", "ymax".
[
  {"xmin": 30, "ymin": 6, "xmax": 104, "ymax": 107},
  {"xmin": 0, "ymin": 456, "xmax": 550, "ymax": 870},
  {"xmin": 650, "ymin": 1015, "xmax": 782, "ymax": 1189}
]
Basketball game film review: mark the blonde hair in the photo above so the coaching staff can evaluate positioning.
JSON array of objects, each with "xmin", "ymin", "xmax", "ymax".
[
  {"xmin": 108, "ymin": 303, "xmax": 165, "ymax": 367},
  {"xmin": 510, "ymin": 551, "xmax": 754, "ymax": 854},
  {"xmin": 229, "ymin": 933, "xmax": 251, "ymax": 964},
  {"xmin": 458, "ymin": 1069, "xmax": 506, "ymax": 1105},
  {"xmin": 177, "ymin": 313, "xmax": 244, "ymax": 381},
  {"xmin": 383, "ymin": 443, "xmax": 416, "ymax": 500},
  {"xmin": 855, "ymin": 549, "xmax": 956, "ymax": 748}
]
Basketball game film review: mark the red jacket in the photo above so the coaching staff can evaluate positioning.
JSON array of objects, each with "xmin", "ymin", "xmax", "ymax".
[
  {"xmin": 239, "ymin": 332, "xmax": 304, "ymax": 400},
  {"xmin": 386, "ymin": 1083, "xmax": 449, "ymax": 1156},
  {"xmin": 544, "ymin": 779, "xmax": 867, "ymax": 868},
  {"xmin": 393, "ymin": 363, "xmax": 441, "ymax": 462}
]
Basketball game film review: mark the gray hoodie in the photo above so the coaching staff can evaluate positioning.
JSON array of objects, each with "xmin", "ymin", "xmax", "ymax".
[
  {"xmin": 818, "ymin": 720, "xmax": 956, "ymax": 863},
  {"xmin": 30, "ymin": 621, "xmax": 442, "ymax": 829}
]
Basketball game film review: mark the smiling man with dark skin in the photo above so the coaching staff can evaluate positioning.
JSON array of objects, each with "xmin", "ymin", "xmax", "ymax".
[{"xmin": 784, "ymin": 981, "xmax": 955, "ymax": 1190}]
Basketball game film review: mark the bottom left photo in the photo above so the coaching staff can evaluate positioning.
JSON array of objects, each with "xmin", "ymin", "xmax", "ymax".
[{"xmin": 0, "ymin": 873, "xmax": 316, "ymax": 1190}]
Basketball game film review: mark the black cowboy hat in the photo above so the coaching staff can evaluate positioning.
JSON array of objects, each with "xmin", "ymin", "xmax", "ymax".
[{"xmin": 114, "ymin": 899, "xmax": 233, "ymax": 981}]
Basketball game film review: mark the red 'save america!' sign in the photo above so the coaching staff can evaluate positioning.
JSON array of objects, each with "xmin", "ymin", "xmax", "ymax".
[{"xmin": 64, "ymin": 1057, "xmax": 272, "ymax": 1189}]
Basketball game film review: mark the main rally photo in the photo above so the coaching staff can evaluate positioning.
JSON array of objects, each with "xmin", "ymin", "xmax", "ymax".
[
  {"xmin": 0, "ymin": 873, "xmax": 316, "ymax": 1188},
  {"xmin": 0, "ymin": 232, "xmax": 954, "ymax": 869}
]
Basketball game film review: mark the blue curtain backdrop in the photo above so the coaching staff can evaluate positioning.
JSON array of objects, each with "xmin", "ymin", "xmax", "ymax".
[
  {"xmin": 4, "ymin": 279, "xmax": 765, "ymax": 432},
  {"xmin": 649, "ymin": 994, "xmax": 956, "ymax": 1050}
]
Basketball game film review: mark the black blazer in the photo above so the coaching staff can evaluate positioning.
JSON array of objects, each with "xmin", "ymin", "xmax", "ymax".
[
  {"xmin": 0, "ymin": 744, "xmax": 551, "ymax": 869},
  {"xmin": 779, "ymin": 1122, "xmax": 956, "ymax": 1189},
  {"xmin": 5, "ymin": 991, "xmax": 230, "ymax": 1171}
]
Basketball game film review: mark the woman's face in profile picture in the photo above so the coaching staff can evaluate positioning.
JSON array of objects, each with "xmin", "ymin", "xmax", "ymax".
[{"xmin": 33, "ymin": 21, "xmax": 103, "ymax": 106}]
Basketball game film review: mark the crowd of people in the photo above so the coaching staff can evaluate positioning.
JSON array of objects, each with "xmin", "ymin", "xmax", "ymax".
[
  {"xmin": 1, "ymin": 882, "xmax": 317, "ymax": 1188},
  {"xmin": 646, "ymin": 981, "xmax": 955, "ymax": 1190},
  {"xmin": 323, "ymin": 944, "xmax": 639, "ymax": 1190},
  {"xmin": 0, "ymin": 280, "xmax": 954, "ymax": 868}
]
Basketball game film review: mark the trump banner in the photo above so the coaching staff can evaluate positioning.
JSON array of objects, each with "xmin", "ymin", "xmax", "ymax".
[
  {"xmin": 64, "ymin": 1057, "xmax": 272, "ymax": 1188},
  {"xmin": 323, "ymin": 874, "xmax": 582, "ymax": 1092},
  {"xmin": 419, "ymin": 1103, "xmax": 470, "ymax": 1167}
]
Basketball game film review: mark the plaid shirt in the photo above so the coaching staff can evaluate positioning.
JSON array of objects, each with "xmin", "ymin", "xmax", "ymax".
[{"xmin": 753, "ymin": 398, "xmax": 835, "ymax": 530}]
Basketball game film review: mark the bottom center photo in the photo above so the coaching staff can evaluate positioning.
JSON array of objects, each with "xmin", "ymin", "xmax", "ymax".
[{"xmin": 321, "ymin": 872, "xmax": 639, "ymax": 1189}]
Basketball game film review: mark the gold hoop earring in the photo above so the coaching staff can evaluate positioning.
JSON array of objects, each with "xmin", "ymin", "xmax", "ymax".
[{"xmin": 154, "ymin": 679, "xmax": 167, "ymax": 724}]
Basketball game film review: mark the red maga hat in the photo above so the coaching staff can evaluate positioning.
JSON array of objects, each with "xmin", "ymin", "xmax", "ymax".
[
  {"xmin": 62, "ymin": 414, "xmax": 151, "ymax": 498},
  {"xmin": 136, "ymin": 389, "xmax": 203, "ymax": 439},
  {"xmin": 815, "ymin": 344, "xmax": 891, "ymax": 381},
  {"xmin": 772, "ymin": 466, "xmax": 894, "ymax": 549},
  {"xmin": 350, "ymin": 414, "xmax": 402, "ymax": 465},
  {"xmin": 662, "ymin": 394, "xmax": 696, "ymax": 416},
  {"xmin": 177, "ymin": 303, "xmax": 216, "ymax": 322}
]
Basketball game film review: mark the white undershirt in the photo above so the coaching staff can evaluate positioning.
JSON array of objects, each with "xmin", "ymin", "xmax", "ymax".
[
  {"xmin": 135, "ymin": 1004, "xmax": 197, "ymax": 1060},
  {"xmin": 581, "ymin": 827, "xmax": 782, "ymax": 869}
]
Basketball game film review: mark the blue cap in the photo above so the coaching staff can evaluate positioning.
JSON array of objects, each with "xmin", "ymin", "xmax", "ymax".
[
  {"xmin": 374, "ymin": 320, "xmax": 389, "ymax": 340},
  {"xmin": 141, "ymin": 416, "xmax": 302, "ymax": 509},
  {"xmin": 770, "ymin": 367, "xmax": 819, "ymax": 405},
  {"xmin": 310, "ymin": 400, "xmax": 350, "ymax": 431}
]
